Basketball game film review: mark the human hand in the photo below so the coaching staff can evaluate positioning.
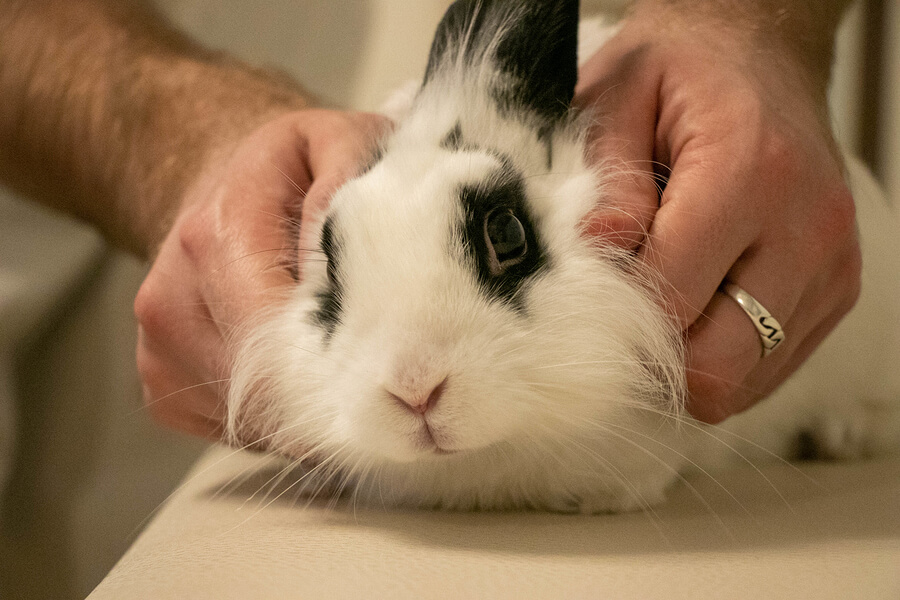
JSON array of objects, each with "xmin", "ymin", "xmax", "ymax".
[
  {"xmin": 134, "ymin": 110, "xmax": 388, "ymax": 441},
  {"xmin": 575, "ymin": 3, "xmax": 861, "ymax": 423}
]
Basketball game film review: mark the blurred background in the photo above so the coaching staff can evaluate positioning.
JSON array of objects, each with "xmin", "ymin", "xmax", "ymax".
[{"xmin": 0, "ymin": 1, "xmax": 897, "ymax": 598}]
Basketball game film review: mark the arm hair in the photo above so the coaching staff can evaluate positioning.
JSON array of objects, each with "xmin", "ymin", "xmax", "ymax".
[
  {"xmin": 629, "ymin": 0, "xmax": 854, "ymax": 93},
  {"xmin": 0, "ymin": 0, "xmax": 311, "ymax": 256}
]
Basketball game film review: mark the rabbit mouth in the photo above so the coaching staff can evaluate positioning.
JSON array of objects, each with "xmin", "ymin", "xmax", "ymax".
[{"xmin": 414, "ymin": 420, "xmax": 458, "ymax": 456}]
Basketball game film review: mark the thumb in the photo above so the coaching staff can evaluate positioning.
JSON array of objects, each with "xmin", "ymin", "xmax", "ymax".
[
  {"xmin": 301, "ymin": 111, "xmax": 392, "ymax": 218},
  {"xmin": 294, "ymin": 112, "xmax": 392, "ymax": 276}
]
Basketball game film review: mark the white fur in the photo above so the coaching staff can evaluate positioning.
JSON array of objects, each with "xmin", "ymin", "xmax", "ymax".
[{"xmin": 227, "ymin": 14, "xmax": 900, "ymax": 513}]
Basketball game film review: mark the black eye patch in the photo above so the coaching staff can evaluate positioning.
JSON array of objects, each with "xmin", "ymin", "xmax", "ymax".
[
  {"xmin": 484, "ymin": 207, "xmax": 528, "ymax": 274},
  {"xmin": 457, "ymin": 171, "xmax": 545, "ymax": 308},
  {"xmin": 312, "ymin": 216, "xmax": 343, "ymax": 338}
]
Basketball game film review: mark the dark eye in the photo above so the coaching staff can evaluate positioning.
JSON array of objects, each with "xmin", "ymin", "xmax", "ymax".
[{"xmin": 484, "ymin": 208, "xmax": 528, "ymax": 274}]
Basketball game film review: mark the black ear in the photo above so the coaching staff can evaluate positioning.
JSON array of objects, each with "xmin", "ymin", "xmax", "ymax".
[{"xmin": 424, "ymin": 0, "xmax": 580, "ymax": 123}]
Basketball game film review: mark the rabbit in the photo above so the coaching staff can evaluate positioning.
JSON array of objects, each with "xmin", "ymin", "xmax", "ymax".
[{"xmin": 227, "ymin": 0, "xmax": 900, "ymax": 513}]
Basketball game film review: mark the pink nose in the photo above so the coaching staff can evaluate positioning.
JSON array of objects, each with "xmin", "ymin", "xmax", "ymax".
[{"xmin": 390, "ymin": 379, "xmax": 447, "ymax": 415}]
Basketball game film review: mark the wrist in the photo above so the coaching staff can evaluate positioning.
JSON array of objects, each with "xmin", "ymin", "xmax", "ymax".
[
  {"xmin": 0, "ymin": 0, "xmax": 313, "ymax": 258},
  {"xmin": 126, "ymin": 53, "xmax": 310, "ymax": 255},
  {"xmin": 626, "ymin": 0, "xmax": 850, "ymax": 95}
]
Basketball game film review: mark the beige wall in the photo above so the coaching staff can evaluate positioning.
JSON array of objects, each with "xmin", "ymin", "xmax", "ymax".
[
  {"xmin": 883, "ymin": 1, "xmax": 900, "ymax": 205},
  {"xmin": 0, "ymin": 251, "xmax": 207, "ymax": 600}
]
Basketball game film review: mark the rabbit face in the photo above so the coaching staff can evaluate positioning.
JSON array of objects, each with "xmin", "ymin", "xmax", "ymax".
[{"xmin": 227, "ymin": 0, "xmax": 685, "ymax": 509}]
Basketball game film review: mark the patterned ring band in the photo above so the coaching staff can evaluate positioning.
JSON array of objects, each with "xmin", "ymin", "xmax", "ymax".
[{"xmin": 721, "ymin": 282, "xmax": 786, "ymax": 358}]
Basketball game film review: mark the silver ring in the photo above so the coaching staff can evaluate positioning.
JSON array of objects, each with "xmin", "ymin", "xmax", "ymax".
[{"xmin": 721, "ymin": 282, "xmax": 785, "ymax": 358}]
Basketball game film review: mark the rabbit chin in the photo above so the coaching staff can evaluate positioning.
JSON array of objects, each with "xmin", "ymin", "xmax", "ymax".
[
  {"xmin": 317, "ymin": 377, "xmax": 539, "ymax": 465},
  {"xmin": 321, "ymin": 413, "xmax": 687, "ymax": 513}
]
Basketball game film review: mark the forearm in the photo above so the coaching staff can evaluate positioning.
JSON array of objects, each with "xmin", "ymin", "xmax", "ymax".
[
  {"xmin": 0, "ymin": 0, "xmax": 310, "ymax": 256},
  {"xmin": 628, "ymin": 0, "xmax": 853, "ymax": 95}
]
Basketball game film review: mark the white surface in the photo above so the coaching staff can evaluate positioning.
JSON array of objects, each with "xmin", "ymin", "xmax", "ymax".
[{"xmin": 89, "ymin": 445, "xmax": 900, "ymax": 600}]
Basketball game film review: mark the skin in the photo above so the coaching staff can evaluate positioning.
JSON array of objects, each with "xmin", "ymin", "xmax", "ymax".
[
  {"xmin": 0, "ymin": 0, "xmax": 859, "ymax": 440},
  {"xmin": 576, "ymin": 0, "xmax": 860, "ymax": 422}
]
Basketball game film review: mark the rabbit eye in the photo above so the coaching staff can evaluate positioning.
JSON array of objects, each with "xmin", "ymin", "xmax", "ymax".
[{"xmin": 484, "ymin": 208, "xmax": 527, "ymax": 272}]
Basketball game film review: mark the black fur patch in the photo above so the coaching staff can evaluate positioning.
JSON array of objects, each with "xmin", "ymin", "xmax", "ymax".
[
  {"xmin": 538, "ymin": 126, "xmax": 553, "ymax": 169},
  {"xmin": 313, "ymin": 217, "xmax": 343, "ymax": 337},
  {"xmin": 456, "ymin": 168, "xmax": 546, "ymax": 309},
  {"xmin": 424, "ymin": 0, "xmax": 579, "ymax": 124},
  {"xmin": 441, "ymin": 122, "xmax": 464, "ymax": 151}
]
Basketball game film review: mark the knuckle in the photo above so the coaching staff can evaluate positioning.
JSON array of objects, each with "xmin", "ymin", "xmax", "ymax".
[
  {"xmin": 133, "ymin": 282, "xmax": 152, "ymax": 323},
  {"xmin": 134, "ymin": 278, "xmax": 166, "ymax": 335},
  {"xmin": 178, "ymin": 210, "xmax": 208, "ymax": 263},
  {"xmin": 819, "ymin": 184, "xmax": 857, "ymax": 241},
  {"xmin": 803, "ymin": 184, "xmax": 859, "ymax": 271},
  {"xmin": 758, "ymin": 130, "xmax": 801, "ymax": 186}
]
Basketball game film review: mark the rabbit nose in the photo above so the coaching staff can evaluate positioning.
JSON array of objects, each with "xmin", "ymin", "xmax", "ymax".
[{"xmin": 388, "ymin": 378, "xmax": 447, "ymax": 415}]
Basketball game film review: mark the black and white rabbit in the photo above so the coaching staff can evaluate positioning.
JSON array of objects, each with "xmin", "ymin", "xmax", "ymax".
[{"xmin": 227, "ymin": 0, "xmax": 900, "ymax": 513}]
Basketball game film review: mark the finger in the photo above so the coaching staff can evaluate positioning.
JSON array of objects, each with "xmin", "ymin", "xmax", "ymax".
[
  {"xmin": 135, "ymin": 237, "xmax": 226, "ymax": 380},
  {"xmin": 680, "ymin": 198, "xmax": 859, "ymax": 423},
  {"xmin": 135, "ymin": 222, "xmax": 231, "ymax": 440},
  {"xmin": 205, "ymin": 112, "xmax": 388, "ymax": 298},
  {"xmin": 682, "ymin": 237, "xmax": 812, "ymax": 422},
  {"xmin": 689, "ymin": 282, "xmax": 851, "ymax": 424},
  {"xmin": 684, "ymin": 244, "xmax": 849, "ymax": 423},
  {"xmin": 136, "ymin": 328, "xmax": 225, "ymax": 440},
  {"xmin": 683, "ymin": 288, "xmax": 764, "ymax": 422},
  {"xmin": 296, "ymin": 112, "xmax": 392, "ymax": 272},
  {"xmin": 638, "ymin": 155, "xmax": 760, "ymax": 327},
  {"xmin": 736, "ymin": 243, "xmax": 861, "ymax": 405},
  {"xmin": 181, "ymin": 166, "xmax": 305, "ymax": 337},
  {"xmin": 575, "ymin": 45, "xmax": 660, "ymax": 249},
  {"xmin": 766, "ymin": 301, "xmax": 854, "ymax": 395},
  {"xmin": 137, "ymin": 321, "xmax": 226, "ymax": 403},
  {"xmin": 302, "ymin": 111, "xmax": 392, "ymax": 209}
]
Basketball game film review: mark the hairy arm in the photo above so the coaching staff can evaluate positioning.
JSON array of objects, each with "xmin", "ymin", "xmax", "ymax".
[
  {"xmin": 0, "ymin": 0, "xmax": 387, "ymax": 438},
  {"xmin": 0, "ymin": 0, "xmax": 308, "ymax": 255},
  {"xmin": 641, "ymin": 0, "xmax": 852, "ymax": 87}
]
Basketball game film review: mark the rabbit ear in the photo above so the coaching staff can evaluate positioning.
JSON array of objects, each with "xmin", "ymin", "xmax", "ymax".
[{"xmin": 424, "ymin": 0, "xmax": 579, "ymax": 123}]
